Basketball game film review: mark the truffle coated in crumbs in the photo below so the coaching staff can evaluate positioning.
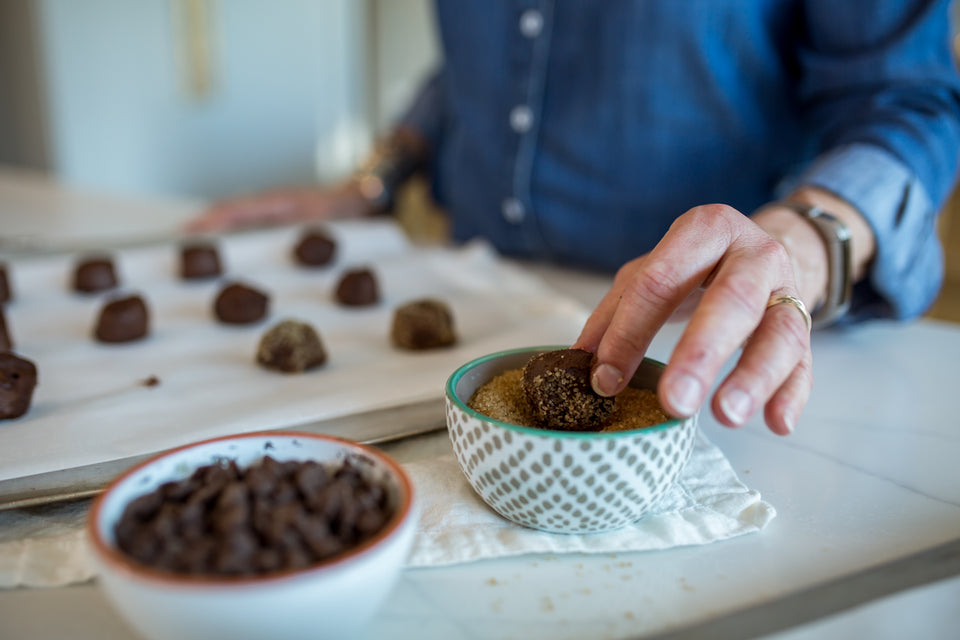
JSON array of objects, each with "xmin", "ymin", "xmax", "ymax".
[
  {"xmin": 469, "ymin": 367, "xmax": 669, "ymax": 432},
  {"xmin": 521, "ymin": 348, "xmax": 614, "ymax": 431},
  {"xmin": 256, "ymin": 319, "xmax": 327, "ymax": 372}
]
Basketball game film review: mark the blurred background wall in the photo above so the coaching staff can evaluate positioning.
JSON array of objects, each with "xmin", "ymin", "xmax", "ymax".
[
  {"xmin": 0, "ymin": 0, "xmax": 438, "ymax": 201},
  {"xmin": 1, "ymin": 0, "xmax": 958, "ymax": 320}
]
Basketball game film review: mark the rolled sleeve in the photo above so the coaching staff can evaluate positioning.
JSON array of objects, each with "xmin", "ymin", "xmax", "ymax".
[
  {"xmin": 396, "ymin": 69, "xmax": 446, "ymax": 153},
  {"xmin": 792, "ymin": 0, "xmax": 960, "ymax": 321},
  {"xmin": 798, "ymin": 143, "xmax": 942, "ymax": 321}
]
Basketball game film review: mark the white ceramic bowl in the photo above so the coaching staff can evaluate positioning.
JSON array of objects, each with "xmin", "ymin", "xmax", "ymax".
[
  {"xmin": 88, "ymin": 431, "xmax": 417, "ymax": 640},
  {"xmin": 446, "ymin": 346, "xmax": 697, "ymax": 534}
]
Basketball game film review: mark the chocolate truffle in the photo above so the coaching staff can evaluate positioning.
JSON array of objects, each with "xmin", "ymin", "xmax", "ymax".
[
  {"xmin": 521, "ymin": 348, "xmax": 615, "ymax": 431},
  {"xmin": 293, "ymin": 228, "xmax": 337, "ymax": 267},
  {"xmin": 180, "ymin": 241, "xmax": 222, "ymax": 280},
  {"xmin": 214, "ymin": 282, "xmax": 269, "ymax": 324},
  {"xmin": 73, "ymin": 256, "xmax": 119, "ymax": 293},
  {"xmin": 0, "ymin": 263, "xmax": 11, "ymax": 303},
  {"xmin": 334, "ymin": 268, "xmax": 379, "ymax": 306},
  {"xmin": 390, "ymin": 299, "xmax": 457, "ymax": 350},
  {"xmin": 94, "ymin": 295, "xmax": 150, "ymax": 343},
  {"xmin": 256, "ymin": 319, "xmax": 327, "ymax": 373},
  {"xmin": 0, "ymin": 352, "xmax": 37, "ymax": 421},
  {"xmin": 0, "ymin": 306, "xmax": 12, "ymax": 352}
]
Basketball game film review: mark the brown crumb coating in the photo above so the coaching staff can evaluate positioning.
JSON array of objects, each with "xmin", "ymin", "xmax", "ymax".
[
  {"xmin": 256, "ymin": 319, "xmax": 327, "ymax": 373},
  {"xmin": 521, "ymin": 349, "xmax": 614, "ymax": 431},
  {"xmin": 468, "ymin": 368, "xmax": 670, "ymax": 433}
]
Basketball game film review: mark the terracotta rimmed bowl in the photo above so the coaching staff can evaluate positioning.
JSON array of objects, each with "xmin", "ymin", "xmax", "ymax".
[
  {"xmin": 88, "ymin": 431, "xmax": 417, "ymax": 640},
  {"xmin": 446, "ymin": 346, "xmax": 697, "ymax": 534}
]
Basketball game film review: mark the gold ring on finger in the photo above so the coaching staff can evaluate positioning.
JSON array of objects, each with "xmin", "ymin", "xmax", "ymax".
[{"xmin": 766, "ymin": 295, "xmax": 812, "ymax": 333}]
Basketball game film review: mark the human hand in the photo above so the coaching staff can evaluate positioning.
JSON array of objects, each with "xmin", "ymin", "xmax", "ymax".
[
  {"xmin": 186, "ymin": 181, "xmax": 373, "ymax": 233},
  {"xmin": 573, "ymin": 204, "xmax": 815, "ymax": 435}
]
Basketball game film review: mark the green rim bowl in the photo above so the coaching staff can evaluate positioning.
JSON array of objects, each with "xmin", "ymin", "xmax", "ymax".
[{"xmin": 445, "ymin": 346, "xmax": 698, "ymax": 534}]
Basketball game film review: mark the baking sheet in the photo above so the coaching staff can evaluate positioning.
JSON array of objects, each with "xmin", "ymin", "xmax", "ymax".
[{"xmin": 0, "ymin": 221, "xmax": 588, "ymax": 485}]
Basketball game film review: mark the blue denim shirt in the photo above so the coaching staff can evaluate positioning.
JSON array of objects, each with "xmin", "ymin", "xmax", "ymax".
[{"xmin": 400, "ymin": 0, "xmax": 960, "ymax": 321}]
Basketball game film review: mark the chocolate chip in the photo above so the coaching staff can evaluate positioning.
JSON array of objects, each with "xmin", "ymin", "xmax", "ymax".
[{"xmin": 114, "ymin": 456, "xmax": 396, "ymax": 577}]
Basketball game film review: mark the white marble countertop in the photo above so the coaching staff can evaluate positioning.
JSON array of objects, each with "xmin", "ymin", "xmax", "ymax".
[{"xmin": 1, "ymin": 168, "xmax": 959, "ymax": 639}]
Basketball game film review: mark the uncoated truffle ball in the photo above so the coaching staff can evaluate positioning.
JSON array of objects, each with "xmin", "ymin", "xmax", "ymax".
[
  {"xmin": 73, "ymin": 256, "xmax": 118, "ymax": 293},
  {"xmin": 293, "ymin": 229, "xmax": 337, "ymax": 267},
  {"xmin": 180, "ymin": 241, "xmax": 222, "ymax": 280},
  {"xmin": 94, "ymin": 295, "xmax": 150, "ymax": 343},
  {"xmin": 214, "ymin": 282, "xmax": 269, "ymax": 324},
  {"xmin": 256, "ymin": 319, "xmax": 327, "ymax": 373},
  {"xmin": 521, "ymin": 349, "xmax": 615, "ymax": 431},
  {"xmin": 390, "ymin": 299, "xmax": 456, "ymax": 350},
  {"xmin": 334, "ymin": 268, "xmax": 379, "ymax": 307},
  {"xmin": 0, "ymin": 352, "xmax": 37, "ymax": 421}
]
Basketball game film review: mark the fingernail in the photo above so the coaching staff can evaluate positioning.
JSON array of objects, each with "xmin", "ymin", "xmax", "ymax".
[
  {"xmin": 667, "ymin": 374, "xmax": 702, "ymax": 416},
  {"xmin": 720, "ymin": 389, "xmax": 752, "ymax": 426},
  {"xmin": 781, "ymin": 409, "xmax": 796, "ymax": 435},
  {"xmin": 592, "ymin": 364, "xmax": 624, "ymax": 397}
]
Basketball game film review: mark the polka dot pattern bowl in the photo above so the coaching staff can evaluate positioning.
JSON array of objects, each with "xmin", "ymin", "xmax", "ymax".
[{"xmin": 446, "ymin": 347, "xmax": 697, "ymax": 534}]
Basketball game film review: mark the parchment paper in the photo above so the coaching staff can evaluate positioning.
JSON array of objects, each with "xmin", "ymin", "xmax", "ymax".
[{"xmin": 0, "ymin": 221, "xmax": 588, "ymax": 483}]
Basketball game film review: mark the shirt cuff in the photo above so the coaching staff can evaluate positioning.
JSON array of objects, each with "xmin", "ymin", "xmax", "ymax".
[
  {"xmin": 396, "ymin": 70, "xmax": 445, "ymax": 152},
  {"xmin": 794, "ymin": 143, "xmax": 942, "ymax": 322}
]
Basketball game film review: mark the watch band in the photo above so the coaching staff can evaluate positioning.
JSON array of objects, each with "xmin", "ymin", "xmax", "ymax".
[{"xmin": 773, "ymin": 200, "xmax": 853, "ymax": 328}]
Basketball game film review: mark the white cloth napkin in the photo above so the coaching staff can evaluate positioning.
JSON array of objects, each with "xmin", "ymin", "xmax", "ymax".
[
  {"xmin": 0, "ymin": 498, "xmax": 94, "ymax": 589},
  {"xmin": 405, "ymin": 430, "xmax": 775, "ymax": 566},
  {"xmin": 0, "ymin": 429, "xmax": 773, "ymax": 588}
]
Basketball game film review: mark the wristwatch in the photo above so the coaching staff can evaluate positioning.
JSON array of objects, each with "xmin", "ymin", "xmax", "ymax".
[{"xmin": 775, "ymin": 200, "xmax": 853, "ymax": 328}]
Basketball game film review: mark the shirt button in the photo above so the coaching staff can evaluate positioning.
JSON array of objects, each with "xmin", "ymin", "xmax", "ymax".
[
  {"xmin": 509, "ymin": 105, "xmax": 533, "ymax": 133},
  {"xmin": 502, "ymin": 198, "xmax": 526, "ymax": 224},
  {"xmin": 519, "ymin": 9, "xmax": 543, "ymax": 38}
]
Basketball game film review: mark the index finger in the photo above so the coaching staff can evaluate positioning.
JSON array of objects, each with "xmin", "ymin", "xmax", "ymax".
[{"xmin": 583, "ymin": 205, "xmax": 762, "ymax": 403}]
